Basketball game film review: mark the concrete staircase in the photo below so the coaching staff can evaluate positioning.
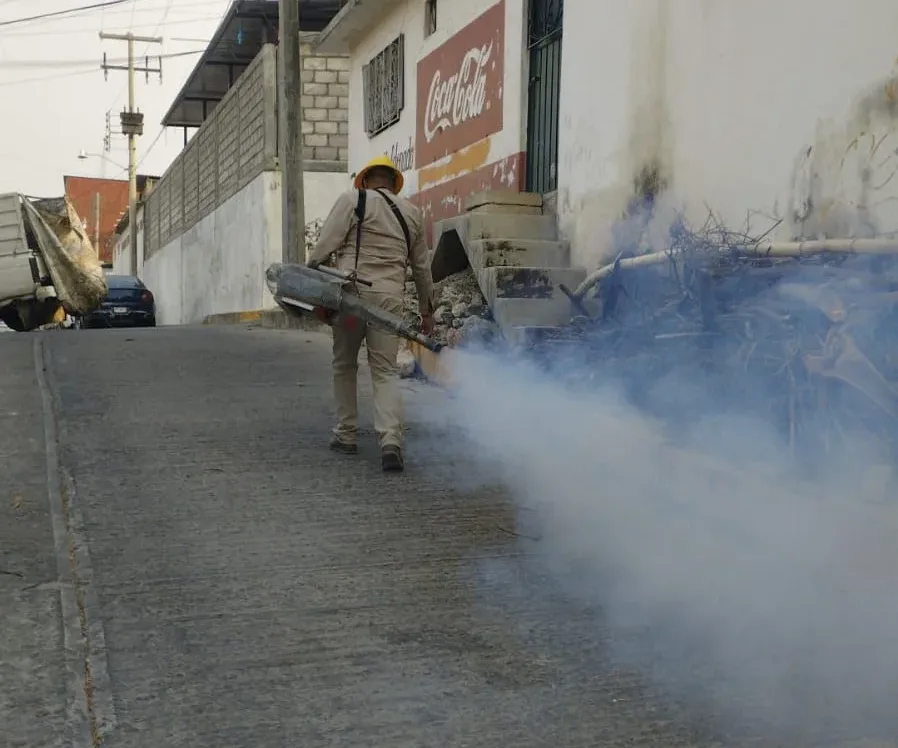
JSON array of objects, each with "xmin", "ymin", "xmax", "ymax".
[{"xmin": 431, "ymin": 190, "xmax": 584, "ymax": 346}]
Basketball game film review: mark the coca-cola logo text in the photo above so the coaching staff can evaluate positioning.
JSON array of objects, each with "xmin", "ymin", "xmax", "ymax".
[
  {"xmin": 415, "ymin": 0, "xmax": 505, "ymax": 168},
  {"xmin": 423, "ymin": 41, "xmax": 494, "ymax": 143}
]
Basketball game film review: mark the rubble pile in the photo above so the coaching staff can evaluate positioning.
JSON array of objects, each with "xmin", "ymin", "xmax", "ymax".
[
  {"xmin": 303, "ymin": 218, "xmax": 324, "ymax": 261},
  {"xmin": 403, "ymin": 265, "xmax": 498, "ymax": 348}
]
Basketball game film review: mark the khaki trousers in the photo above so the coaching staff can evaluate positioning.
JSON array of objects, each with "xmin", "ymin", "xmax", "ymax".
[{"xmin": 331, "ymin": 293, "xmax": 403, "ymax": 448}]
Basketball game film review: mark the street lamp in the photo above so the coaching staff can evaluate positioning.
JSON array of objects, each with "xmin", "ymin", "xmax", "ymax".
[{"xmin": 77, "ymin": 149, "xmax": 127, "ymax": 171}]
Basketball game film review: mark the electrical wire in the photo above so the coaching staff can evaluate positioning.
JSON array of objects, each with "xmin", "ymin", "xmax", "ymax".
[
  {"xmin": 0, "ymin": 0, "xmax": 137, "ymax": 28},
  {"xmin": 0, "ymin": 47, "xmax": 203, "ymax": 92},
  {"xmin": 2, "ymin": 0, "xmax": 235, "ymax": 159},
  {"xmin": 137, "ymin": 127, "xmax": 166, "ymax": 168},
  {"xmin": 97, "ymin": 0, "xmax": 230, "ymax": 110},
  {"xmin": 2, "ymin": 15, "xmax": 223, "ymax": 37},
  {"xmin": 7, "ymin": 0, "xmax": 231, "ymax": 26},
  {"xmin": 0, "ymin": 69, "xmax": 96, "ymax": 88},
  {"xmin": 0, "ymin": 48, "xmax": 205, "ymax": 68},
  {"xmin": 140, "ymin": 0, "xmax": 173, "ymax": 56}
]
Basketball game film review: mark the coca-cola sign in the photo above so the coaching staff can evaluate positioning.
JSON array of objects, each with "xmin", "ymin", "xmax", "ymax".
[{"xmin": 415, "ymin": 0, "xmax": 504, "ymax": 168}]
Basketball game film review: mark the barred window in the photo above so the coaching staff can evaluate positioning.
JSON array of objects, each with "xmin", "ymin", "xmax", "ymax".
[
  {"xmin": 425, "ymin": 0, "xmax": 437, "ymax": 37},
  {"xmin": 362, "ymin": 35, "xmax": 404, "ymax": 138}
]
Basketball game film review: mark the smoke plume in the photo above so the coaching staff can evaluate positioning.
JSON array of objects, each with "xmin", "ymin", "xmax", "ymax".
[{"xmin": 418, "ymin": 249, "xmax": 898, "ymax": 743}]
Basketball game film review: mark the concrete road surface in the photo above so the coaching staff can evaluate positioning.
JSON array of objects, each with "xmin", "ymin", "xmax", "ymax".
[{"xmin": 0, "ymin": 325, "xmax": 894, "ymax": 748}]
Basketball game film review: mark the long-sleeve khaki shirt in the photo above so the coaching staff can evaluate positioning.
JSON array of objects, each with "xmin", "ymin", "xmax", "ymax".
[{"xmin": 308, "ymin": 188, "xmax": 435, "ymax": 316}]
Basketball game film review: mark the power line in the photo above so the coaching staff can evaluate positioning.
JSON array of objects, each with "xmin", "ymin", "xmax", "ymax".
[
  {"xmin": 100, "ymin": 0, "xmax": 229, "ymax": 109},
  {"xmin": 103, "ymin": 0, "xmax": 231, "ymax": 15},
  {"xmin": 95, "ymin": 0, "xmax": 230, "ymax": 139},
  {"xmin": 0, "ymin": 48, "xmax": 205, "ymax": 68},
  {"xmin": 4, "ymin": 0, "xmax": 230, "ymax": 27},
  {"xmin": 0, "ymin": 48, "xmax": 202, "ymax": 88},
  {"xmin": 0, "ymin": 69, "xmax": 96, "ymax": 88},
  {"xmin": 2, "ymin": 15, "xmax": 222, "ymax": 37},
  {"xmin": 141, "ymin": 0, "xmax": 172, "ymax": 55},
  {"xmin": 0, "ymin": 0, "xmax": 136, "ymax": 28},
  {"xmin": 137, "ymin": 127, "xmax": 166, "ymax": 168}
]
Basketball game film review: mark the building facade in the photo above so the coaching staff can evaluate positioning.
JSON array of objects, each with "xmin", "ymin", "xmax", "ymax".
[
  {"xmin": 320, "ymin": 0, "xmax": 529, "ymax": 246},
  {"xmin": 63, "ymin": 176, "xmax": 130, "ymax": 264},
  {"xmin": 320, "ymin": 0, "xmax": 898, "ymax": 269}
]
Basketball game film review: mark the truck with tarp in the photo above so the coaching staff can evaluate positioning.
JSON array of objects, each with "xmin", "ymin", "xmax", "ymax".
[{"xmin": 0, "ymin": 192, "xmax": 107, "ymax": 331}]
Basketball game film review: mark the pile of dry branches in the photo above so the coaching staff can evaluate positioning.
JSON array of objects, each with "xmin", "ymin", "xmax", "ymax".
[{"xmin": 537, "ymin": 211, "xmax": 898, "ymax": 469}]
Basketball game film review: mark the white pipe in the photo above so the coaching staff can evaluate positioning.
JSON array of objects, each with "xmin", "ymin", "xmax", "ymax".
[{"xmin": 572, "ymin": 238, "xmax": 898, "ymax": 300}]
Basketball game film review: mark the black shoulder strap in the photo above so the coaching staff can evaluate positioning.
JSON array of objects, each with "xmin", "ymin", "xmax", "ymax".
[
  {"xmin": 374, "ymin": 188, "xmax": 411, "ymax": 254},
  {"xmin": 353, "ymin": 188, "xmax": 367, "ymax": 270}
]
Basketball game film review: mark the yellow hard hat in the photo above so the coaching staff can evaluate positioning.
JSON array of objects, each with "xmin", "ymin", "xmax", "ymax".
[{"xmin": 353, "ymin": 155, "xmax": 404, "ymax": 194}]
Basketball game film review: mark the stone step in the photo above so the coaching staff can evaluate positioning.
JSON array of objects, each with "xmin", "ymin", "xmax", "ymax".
[
  {"xmin": 464, "ymin": 190, "xmax": 543, "ymax": 215},
  {"xmin": 466, "ymin": 238, "xmax": 570, "ymax": 270},
  {"xmin": 464, "ymin": 213, "xmax": 558, "ymax": 242},
  {"xmin": 502, "ymin": 325, "xmax": 565, "ymax": 348},
  {"xmin": 492, "ymin": 296, "xmax": 574, "ymax": 328},
  {"xmin": 431, "ymin": 215, "xmax": 562, "ymax": 282},
  {"xmin": 477, "ymin": 266, "xmax": 587, "ymax": 307}
]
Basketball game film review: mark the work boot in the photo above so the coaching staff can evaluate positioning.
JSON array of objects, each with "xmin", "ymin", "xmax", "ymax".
[
  {"xmin": 381, "ymin": 444, "xmax": 404, "ymax": 472},
  {"xmin": 329, "ymin": 436, "xmax": 358, "ymax": 455}
]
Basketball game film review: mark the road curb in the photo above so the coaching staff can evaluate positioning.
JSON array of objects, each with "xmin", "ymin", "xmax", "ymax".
[
  {"xmin": 34, "ymin": 338, "xmax": 114, "ymax": 746},
  {"xmin": 203, "ymin": 309, "xmax": 326, "ymax": 332}
]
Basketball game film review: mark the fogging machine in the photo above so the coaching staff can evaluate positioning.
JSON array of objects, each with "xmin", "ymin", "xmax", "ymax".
[{"xmin": 265, "ymin": 262, "xmax": 444, "ymax": 353}]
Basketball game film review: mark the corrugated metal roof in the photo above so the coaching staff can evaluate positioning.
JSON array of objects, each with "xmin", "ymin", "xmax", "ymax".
[{"xmin": 162, "ymin": 0, "xmax": 342, "ymax": 129}]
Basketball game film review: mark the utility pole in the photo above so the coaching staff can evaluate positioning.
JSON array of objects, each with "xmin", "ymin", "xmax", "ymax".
[
  {"xmin": 279, "ymin": 0, "xmax": 306, "ymax": 263},
  {"xmin": 103, "ymin": 110, "xmax": 112, "ymax": 152},
  {"xmin": 100, "ymin": 32, "xmax": 162, "ymax": 274},
  {"xmin": 93, "ymin": 192, "xmax": 101, "ymax": 254}
]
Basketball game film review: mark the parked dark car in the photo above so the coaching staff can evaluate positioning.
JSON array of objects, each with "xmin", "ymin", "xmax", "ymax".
[{"xmin": 81, "ymin": 275, "xmax": 156, "ymax": 328}]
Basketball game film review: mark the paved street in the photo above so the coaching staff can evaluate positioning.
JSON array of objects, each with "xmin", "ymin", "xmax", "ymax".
[{"xmin": 1, "ymin": 324, "xmax": 895, "ymax": 748}]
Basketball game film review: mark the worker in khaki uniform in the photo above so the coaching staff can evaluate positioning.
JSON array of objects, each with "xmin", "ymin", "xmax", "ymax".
[{"xmin": 308, "ymin": 156, "xmax": 435, "ymax": 472}]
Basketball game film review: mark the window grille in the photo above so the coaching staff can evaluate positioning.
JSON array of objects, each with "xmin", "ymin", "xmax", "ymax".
[
  {"xmin": 362, "ymin": 35, "xmax": 405, "ymax": 137},
  {"xmin": 425, "ymin": 0, "xmax": 437, "ymax": 37}
]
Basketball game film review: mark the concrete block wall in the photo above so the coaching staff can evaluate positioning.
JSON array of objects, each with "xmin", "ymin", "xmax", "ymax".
[
  {"xmin": 144, "ymin": 44, "xmax": 279, "ymax": 258},
  {"xmin": 142, "ymin": 171, "xmax": 282, "ymax": 325},
  {"xmin": 140, "ymin": 169, "xmax": 347, "ymax": 324},
  {"xmin": 300, "ymin": 38, "xmax": 349, "ymax": 165}
]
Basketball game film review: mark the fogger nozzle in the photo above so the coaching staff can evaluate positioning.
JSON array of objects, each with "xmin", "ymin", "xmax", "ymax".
[{"xmin": 265, "ymin": 262, "xmax": 445, "ymax": 354}]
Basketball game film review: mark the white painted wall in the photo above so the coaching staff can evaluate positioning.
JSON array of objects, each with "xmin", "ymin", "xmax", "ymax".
[
  {"xmin": 305, "ymin": 169, "xmax": 350, "ymax": 224},
  {"xmin": 141, "ymin": 169, "xmax": 345, "ymax": 324},
  {"xmin": 112, "ymin": 224, "xmax": 129, "ymax": 275},
  {"xmin": 111, "ymin": 205, "xmax": 146, "ymax": 277},
  {"xmin": 346, "ymin": 0, "xmax": 528, "ymax": 197},
  {"xmin": 557, "ymin": 0, "xmax": 898, "ymax": 269},
  {"xmin": 142, "ymin": 171, "xmax": 281, "ymax": 325},
  {"xmin": 112, "ymin": 239, "xmax": 126, "ymax": 275}
]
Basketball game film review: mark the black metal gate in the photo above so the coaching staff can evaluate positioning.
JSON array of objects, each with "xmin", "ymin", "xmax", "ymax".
[{"xmin": 525, "ymin": 0, "xmax": 564, "ymax": 194}]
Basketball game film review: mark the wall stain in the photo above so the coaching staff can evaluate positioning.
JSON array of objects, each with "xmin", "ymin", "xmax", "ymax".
[
  {"xmin": 483, "ymin": 239, "xmax": 537, "ymax": 268},
  {"xmin": 561, "ymin": 0, "xmax": 676, "ymax": 268},
  {"xmin": 494, "ymin": 268, "xmax": 553, "ymax": 299},
  {"xmin": 788, "ymin": 69, "xmax": 898, "ymax": 239}
]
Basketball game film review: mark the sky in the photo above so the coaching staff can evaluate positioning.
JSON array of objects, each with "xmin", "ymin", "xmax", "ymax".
[{"xmin": 0, "ymin": 0, "xmax": 237, "ymax": 197}]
